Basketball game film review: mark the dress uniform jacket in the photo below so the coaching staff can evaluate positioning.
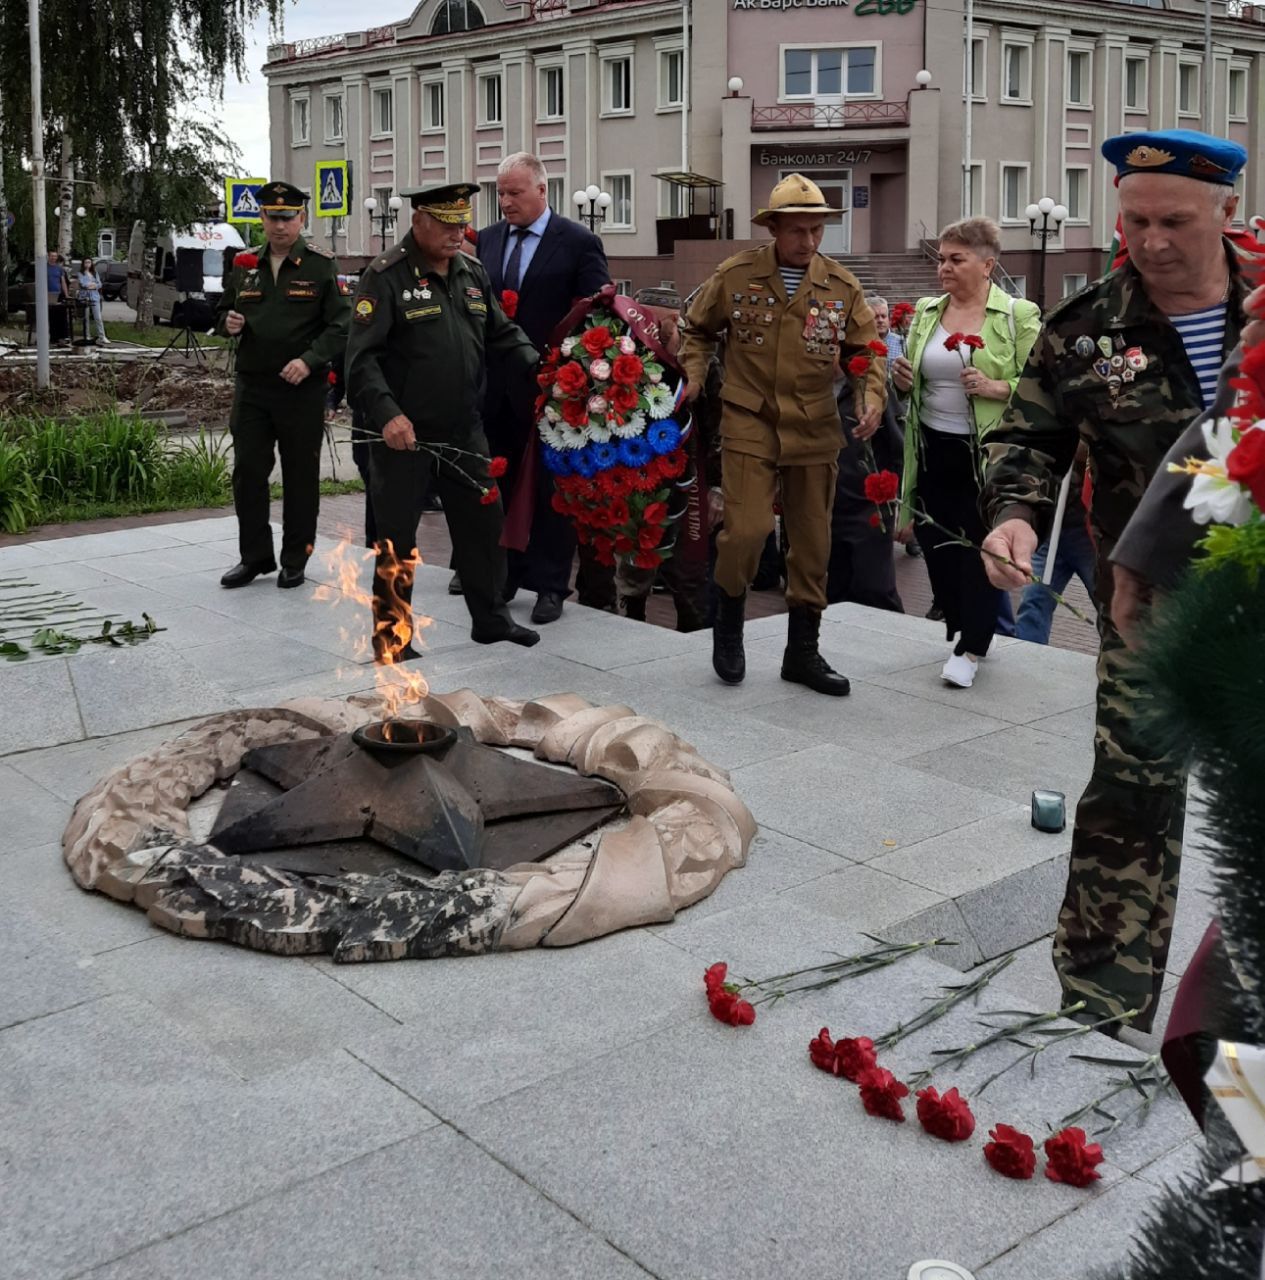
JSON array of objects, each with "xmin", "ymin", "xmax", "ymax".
[
  {"xmin": 346, "ymin": 236, "xmax": 538, "ymax": 445},
  {"xmin": 679, "ymin": 245, "xmax": 885, "ymax": 467}
]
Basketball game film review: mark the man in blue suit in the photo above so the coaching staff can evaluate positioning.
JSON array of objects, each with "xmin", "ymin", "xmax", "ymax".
[{"xmin": 473, "ymin": 152, "xmax": 611, "ymax": 624}]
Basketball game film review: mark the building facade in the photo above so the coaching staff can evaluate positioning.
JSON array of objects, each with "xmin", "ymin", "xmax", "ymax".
[{"xmin": 263, "ymin": 0, "xmax": 1265, "ymax": 299}]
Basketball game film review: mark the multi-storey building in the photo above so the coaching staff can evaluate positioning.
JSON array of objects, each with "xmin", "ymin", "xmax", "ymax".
[{"xmin": 263, "ymin": 0, "xmax": 1265, "ymax": 300}]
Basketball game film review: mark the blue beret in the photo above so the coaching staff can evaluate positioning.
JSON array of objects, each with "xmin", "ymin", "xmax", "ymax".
[{"xmin": 1101, "ymin": 129, "xmax": 1247, "ymax": 186}]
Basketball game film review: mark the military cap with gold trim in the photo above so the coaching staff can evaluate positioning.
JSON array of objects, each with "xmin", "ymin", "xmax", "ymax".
[
  {"xmin": 1102, "ymin": 129, "xmax": 1247, "ymax": 187},
  {"xmin": 257, "ymin": 180, "xmax": 308, "ymax": 219},
  {"xmin": 401, "ymin": 181, "xmax": 478, "ymax": 224}
]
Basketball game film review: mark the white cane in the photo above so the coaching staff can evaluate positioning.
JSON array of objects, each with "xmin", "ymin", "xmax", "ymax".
[{"xmin": 1040, "ymin": 468, "xmax": 1074, "ymax": 587}]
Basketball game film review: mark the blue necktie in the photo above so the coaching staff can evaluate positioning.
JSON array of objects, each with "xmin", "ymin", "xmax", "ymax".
[{"xmin": 503, "ymin": 227, "xmax": 529, "ymax": 291}]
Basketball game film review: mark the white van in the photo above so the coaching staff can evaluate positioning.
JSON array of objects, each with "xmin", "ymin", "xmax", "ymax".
[{"xmin": 127, "ymin": 221, "xmax": 246, "ymax": 325}]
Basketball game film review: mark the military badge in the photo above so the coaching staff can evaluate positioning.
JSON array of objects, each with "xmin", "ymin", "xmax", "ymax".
[
  {"xmin": 1123, "ymin": 145, "xmax": 1176, "ymax": 169},
  {"xmin": 1074, "ymin": 336, "xmax": 1095, "ymax": 358},
  {"xmin": 1093, "ymin": 357, "xmax": 1112, "ymax": 378},
  {"xmin": 1125, "ymin": 347, "xmax": 1147, "ymax": 371},
  {"xmin": 1110, "ymin": 354, "xmax": 1125, "ymax": 371},
  {"xmin": 1097, "ymin": 336, "xmax": 1114, "ymax": 358},
  {"xmin": 1122, "ymin": 369, "xmax": 1137, "ymax": 383},
  {"xmin": 354, "ymin": 297, "xmax": 376, "ymax": 324},
  {"xmin": 402, "ymin": 289, "xmax": 412, "ymax": 301}
]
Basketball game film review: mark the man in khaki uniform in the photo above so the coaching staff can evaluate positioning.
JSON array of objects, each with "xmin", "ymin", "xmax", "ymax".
[{"xmin": 679, "ymin": 174, "xmax": 885, "ymax": 694}]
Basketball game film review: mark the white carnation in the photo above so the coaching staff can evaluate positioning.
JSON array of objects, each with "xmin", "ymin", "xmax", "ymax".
[
  {"xmin": 561, "ymin": 337, "xmax": 576, "ymax": 355},
  {"xmin": 619, "ymin": 335, "xmax": 637, "ymax": 355},
  {"xmin": 589, "ymin": 358, "xmax": 612, "ymax": 382}
]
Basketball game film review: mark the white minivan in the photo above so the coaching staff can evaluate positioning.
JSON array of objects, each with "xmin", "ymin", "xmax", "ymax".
[{"xmin": 127, "ymin": 221, "xmax": 246, "ymax": 325}]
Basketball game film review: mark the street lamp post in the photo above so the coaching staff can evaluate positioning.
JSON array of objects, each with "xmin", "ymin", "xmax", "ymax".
[
  {"xmin": 363, "ymin": 192, "xmax": 403, "ymax": 250},
  {"xmin": 572, "ymin": 184, "xmax": 612, "ymax": 232},
  {"xmin": 1025, "ymin": 196, "xmax": 1068, "ymax": 312}
]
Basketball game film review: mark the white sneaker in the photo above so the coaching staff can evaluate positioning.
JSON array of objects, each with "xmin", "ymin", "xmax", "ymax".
[{"xmin": 941, "ymin": 653, "xmax": 978, "ymax": 688}]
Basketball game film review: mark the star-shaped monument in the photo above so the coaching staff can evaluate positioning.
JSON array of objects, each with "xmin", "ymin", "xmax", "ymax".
[{"xmin": 208, "ymin": 723, "xmax": 624, "ymax": 874}]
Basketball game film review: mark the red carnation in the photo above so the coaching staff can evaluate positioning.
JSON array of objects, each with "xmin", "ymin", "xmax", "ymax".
[
  {"xmin": 709, "ymin": 989, "xmax": 756, "ymax": 1025},
  {"xmin": 234, "ymin": 252, "xmax": 258, "ymax": 270},
  {"xmin": 944, "ymin": 332, "xmax": 964, "ymax": 351},
  {"xmin": 611, "ymin": 353, "xmax": 645, "ymax": 385},
  {"xmin": 327, "ymin": 370, "xmax": 338, "ymax": 386},
  {"xmin": 809, "ymin": 1027, "xmax": 840, "ymax": 1074},
  {"xmin": 983, "ymin": 1124, "xmax": 1037, "ymax": 1180},
  {"xmin": 555, "ymin": 361, "xmax": 589, "ymax": 397},
  {"xmin": 638, "ymin": 523, "xmax": 664, "ymax": 550},
  {"xmin": 856, "ymin": 1067, "xmax": 908, "ymax": 1121},
  {"xmin": 863, "ymin": 469, "xmax": 900, "ymax": 506},
  {"xmin": 581, "ymin": 326, "xmax": 613, "ymax": 357},
  {"xmin": 962, "ymin": 334, "xmax": 986, "ymax": 350},
  {"xmin": 561, "ymin": 398, "xmax": 590, "ymax": 427},
  {"xmin": 479, "ymin": 484, "xmax": 500, "ymax": 506},
  {"xmin": 1227, "ymin": 426, "xmax": 1265, "ymax": 510},
  {"xmin": 868, "ymin": 512, "xmax": 882, "ymax": 528},
  {"xmin": 500, "ymin": 289, "xmax": 519, "ymax": 319},
  {"xmin": 891, "ymin": 301, "xmax": 915, "ymax": 328},
  {"xmin": 847, "ymin": 354, "xmax": 871, "ymax": 376},
  {"xmin": 834, "ymin": 1036, "xmax": 878, "ymax": 1083},
  {"xmin": 915, "ymin": 1087, "xmax": 976, "ymax": 1142},
  {"xmin": 614, "ymin": 533, "xmax": 635, "ymax": 555},
  {"xmin": 537, "ymin": 367, "xmax": 558, "ymax": 389},
  {"xmin": 610, "ymin": 383, "xmax": 639, "ymax": 413},
  {"xmin": 1043, "ymin": 1127, "xmax": 1105, "ymax": 1188},
  {"xmin": 642, "ymin": 500, "xmax": 669, "ymax": 526},
  {"xmin": 704, "ymin": 963, "xmax": 728, "ymax": 995},
  {"xmin": 488, "ymin": 456, "xmax": 508, "ymax": 478},
  {"xmin": 867, "ymin": 339, "xmax": 888, "ymax": 356}
]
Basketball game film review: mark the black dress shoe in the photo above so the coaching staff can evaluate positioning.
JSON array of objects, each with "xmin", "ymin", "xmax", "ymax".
[
  {"xmin": 220, "ymin": 561, "xmax": 276, "ymax": 589},
  {"xmin": 531, "ymin": 591, "xmax": 565, "ymax": 624},
  {"xmin": 277, "ymin": 567, "xmax": 306, "ymax": 589},
  {"xmin": 472, "ymin": 623, "xmax": 540, "ymax": 648},
  {"xmin": 374, "ymin": 643, "xmax": 421, "ymax": 665}
]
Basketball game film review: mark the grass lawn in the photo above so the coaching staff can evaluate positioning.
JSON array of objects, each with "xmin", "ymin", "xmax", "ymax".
[{"xmin": 104, "ymin": 321, "xmax": 230, "ymax": 348}]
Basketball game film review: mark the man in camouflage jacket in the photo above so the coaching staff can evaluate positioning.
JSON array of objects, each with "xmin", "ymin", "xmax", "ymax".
[{"xmin": 980, "ymin": 129, "xmax": 1250, "ymax": 1033}]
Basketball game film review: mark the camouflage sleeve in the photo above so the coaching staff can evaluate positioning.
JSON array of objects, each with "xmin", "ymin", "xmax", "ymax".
[
  {"xmin": 678, "ymin": 271, "xmax": 729, "ymax": 391},
  {"xmin": 980, "ymin": 328, "xmax": 1081, "ymax": 537}
]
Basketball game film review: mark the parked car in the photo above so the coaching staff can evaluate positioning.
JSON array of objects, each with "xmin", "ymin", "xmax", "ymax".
[{"xmin": 96, "ymin": 259, "xmax": 128, "ymax": 301}]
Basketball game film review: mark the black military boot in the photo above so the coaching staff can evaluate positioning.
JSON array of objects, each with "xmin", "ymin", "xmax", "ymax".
[
  {"xmin": 712, "ymin": 588, "xmax": 746, "ymax": 685},
  {"xmin": 621, "ymin": 593, "xmax": 647, "ymax": 622},
  {"xmin": 781, "ymin": 606, "xmax": 850, "ymax": 696}
]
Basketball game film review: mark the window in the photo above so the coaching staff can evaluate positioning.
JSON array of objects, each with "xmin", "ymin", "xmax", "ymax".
[
  {"xmin": 538, "ymin": 65, "xmax": 565, "ymax": 121},
  {"xmin": 1066, "ymin": 50, "xmax": 1091, "ymax": 107},
  {"xmin": 1063, "ymin": 274, "xmax": 1088, "ymax": 298},
  {"xmin": 291, "ymin": 96, "xmax": 310, "ymax": 146},
  {"xmin": 603, "ymin": 172, "xmax": 634, "ymax": 229},
  {"xmin": 1008, "ymin": 275, "xmax": 1027, "ymax": 300},
  {"xmin": 965, "ymin": 162, "xmax": 983, "ymax": 217},
  {"xmin": 1229, "ymin": 67, "xmax": 1248, "ymax": 119},
  {"xmin": 323, "ymin": 95, "xmax": 343, "ymax": 143},
  {"xmin": 1178, "ymin": 63, "xmax": 1199, "ymax": 115},
  {"xmin": 1125, "ymin": 56, "xmax": 1148, "ymax": 111},
  {"xmin": 479, "ymin": 72, "xmax": 503, "ymax": 126},
  {"xmin": 964, "ymin": 37, "xmax": 986, "ymax": 99},
  {"xmin": 547, "ymin": 177, "xmax": 565, "ymax": 211},
  {"xmin": 430, "ymin": 0, "xmax": 485, "ymax": 35},
  {"xmin": 1002, "ymin": 43, "xmax": 1030, "ymax": 102},
  {"xmin": 659, "ymin": 48, "xmax": 684, "ymax": 109},
  {"xmin": 477, "ymin": 180, "xmax": 499, "ymax": 230},
  {"xmin": 1000, "ymin": 164, "xmax": 1029, "ymax": 222},
  {"xmin": 603, "ymin": 55, "xmax": 633, "ymax": 113},
  {"xmin": 372, "ymin": 85, "xmax": 393, "ymax": 136},
  {"xmin": 422, "ymin": 80, "xmax": 445, "ymax": 132},
  {"xmin": 658, "ymin": 178, "xmax": 688, "ymax": 218},
  {"xmin": 1064, "ymin": 167, "xmax": 1089, "ymax": 222},
  {"xmin": 613, "ymin": 278, "xmax": 633, "ymax": 295},
  {"xmin": 783, "ymin": 46, "xmax": 878, "ymax": 99}
]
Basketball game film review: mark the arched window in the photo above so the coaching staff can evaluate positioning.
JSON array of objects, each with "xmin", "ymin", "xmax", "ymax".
[{"xmin": 431, "ymin": 0, "xmax": 486, "ymax": 35}]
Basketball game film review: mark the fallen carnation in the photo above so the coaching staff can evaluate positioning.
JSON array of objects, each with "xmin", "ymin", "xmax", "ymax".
[
  {"xmin": 809, "ymin": 1027, "xmax": 840, "ymax": 1074},
  {"xmin": 915, "ymin": 1087, "xmax": 976, "ymax": 1142},
  {"xmin": 834, "ymin": 1036, "xmax": 878, "ymax": 1082},
  {"xmin": 983, "ymin": 1124, "xmax": 1037, "ymax": 1180},
  {"xmin": 704, "ymin": 962, "xmax": 728, "ymax": 995},
  {"xmin": 1043, "ymin": 1127, "xmax": 1105, "ymax": 1188},
  {"xmin": 856, "ymin": 1067, "xmax": 908, "ymax": 1121}
]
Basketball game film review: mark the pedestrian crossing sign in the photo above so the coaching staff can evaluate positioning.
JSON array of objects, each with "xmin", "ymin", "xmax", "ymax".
[
  {"xmin": 315, "ymin": 161, "xmax": 350, "ymax": 218},
  {"xmin": 225, "ymin": 178, "xmax": 266, "ymax": 224}
]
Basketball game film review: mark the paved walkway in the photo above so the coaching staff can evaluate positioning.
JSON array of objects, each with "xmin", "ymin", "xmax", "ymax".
[{"xmin": 0, "ymin": 517, "xmax": 1204, "ymax": 1279}]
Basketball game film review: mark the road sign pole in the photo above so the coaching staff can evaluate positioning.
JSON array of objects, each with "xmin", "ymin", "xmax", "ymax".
[{"xmin": 29, "ymin": 0, "xmax": 50, "ymax": 387}]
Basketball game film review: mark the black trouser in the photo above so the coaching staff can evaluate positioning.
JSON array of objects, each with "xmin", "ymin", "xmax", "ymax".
[
  {"xmin": 915, "ymin": 427, "xmax": 1004, "ymax": 657},
  {"xmin": 351, "ymin": 439, "xmax": 378, "ymax": 550},
  {"xmin": 230, "ymin": 375, "xmax": 325, "ymax": 571},
  {"xmin": 369, "ymin": 441, "xmax": 514, "ymax": 649}
]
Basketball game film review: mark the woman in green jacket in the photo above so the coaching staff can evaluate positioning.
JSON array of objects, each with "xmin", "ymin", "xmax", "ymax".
[{"xmin": 892, "ymin": 217, "xmax": 1041, "ymax": 688}]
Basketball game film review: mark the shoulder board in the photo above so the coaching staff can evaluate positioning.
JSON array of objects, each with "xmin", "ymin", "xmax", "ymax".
[
  {"xmin": 717, "ymin": 248, "xmax": 764, "ymax": 274},
  {"xmin": 303, "ymin": 242, "xmax": 334, "ymax": 259},
  {"xmin": 820, "ymin": 256, "xmax": 862, "ymax": 288},
  {"xmin": 369, "ymin": 245, "xmax": 408, "ymax": 274}
]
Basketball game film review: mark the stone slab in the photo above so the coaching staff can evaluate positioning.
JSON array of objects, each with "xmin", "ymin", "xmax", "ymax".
[
  {"xmin": 135, "ymin": 604, "xmax": 260, "ymax": 651},
  {"xmin": 0, "ymin": 658, "xmax": 84, "ymax": 755},
  {"xmin": 84, "ymin": 542, "xmax": 239, "ymax": 582},
  {"xmin": 1027, "ymin": 703, "xmax": 1096, "ymax": 743},
  {"xmin": 0, "ymin": 764, "xmax": 71, "ymax": 850},
  {"xmin": 68, "ymin": 645, "xmax": 237, "ymax": 737},
  {"xmin": 607, "ymin": 646, "xmax": 808, "ymax": 712},
  {"xmin": 0, "ymin": 903, "xmax": 106, "ymax": 1031},
  {"xmin": 155, "ymin": 516, "xmax": 239, "ymax": 544},
  {"xmin": 869, "ymin": 808, "xmax": 1068, "ymax": 898},
  {"xmin": 0, "ymin": 542, "xmax": 57, "ymax": 573},
  {"xmin": 84, "ymin": 1125, "xmax": 650, "ymax": 1280},
  {"xmin": 729, "ymin": 744, "xmax": 1013, "ymax": 862},
  {"xmin": 782, "ymin": 861, "xmax": 947, "ymax": 934},
  {"xmin": 751, "ymin": 679, "xmax": 1011, "ymax": 763},
  {"xmin": 24, "ymin": 526, "xmax": 187, "ymax": 563},
  {"xmin": 0, "ymin": 995, "xmax": 436, "ymax": 1280},
  {"xmin": 174, "ymin": 634, "xmax": 346, "ymax": 695},
  {"xmin": 332, "ymin": 928, "xmax": 703, "ymax": 1119},
  {"xmin": 956, "ymin": 855, "xmax": 1070, "ymax": 961},
  {"xmin": 91, "ymin": 935, "xmax": 402, "ymax": 1079},
  {"xmin": 5, "ymin": 558, "xmax": 135, "ymax": 595},
  {"xmin": 533, "ymin": 609, "xmax": 710, "ymax": 670}
]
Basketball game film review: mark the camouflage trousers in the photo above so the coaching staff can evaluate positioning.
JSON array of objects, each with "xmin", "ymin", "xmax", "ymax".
[{"xmin": 1054, "ymin": 595, "xmax": 1186, "ymax": 1034}]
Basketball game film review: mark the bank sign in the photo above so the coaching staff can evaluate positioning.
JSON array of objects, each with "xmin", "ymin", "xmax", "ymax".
[{"xmin": 733, "ymin": 0, "xmax": 918, "ymax": 12}]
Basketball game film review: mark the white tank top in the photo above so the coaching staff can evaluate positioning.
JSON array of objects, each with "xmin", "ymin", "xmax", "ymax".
[{"xmin": 918, "ymin": 322, "xmax": 974, "ymax": 436}]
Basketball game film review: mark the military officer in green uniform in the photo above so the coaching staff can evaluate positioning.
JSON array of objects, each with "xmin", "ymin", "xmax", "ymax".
[
  {"xmin": 216, "ymin": 181, "xmax": 349, "ymax": 589},
  {"xmin": 979, "ymin": 130, "xmax": 1251, "ymax": 1034},
  {"xmin": 345, "ymin": 182, "xmax": 541, "ymax": 661}
]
